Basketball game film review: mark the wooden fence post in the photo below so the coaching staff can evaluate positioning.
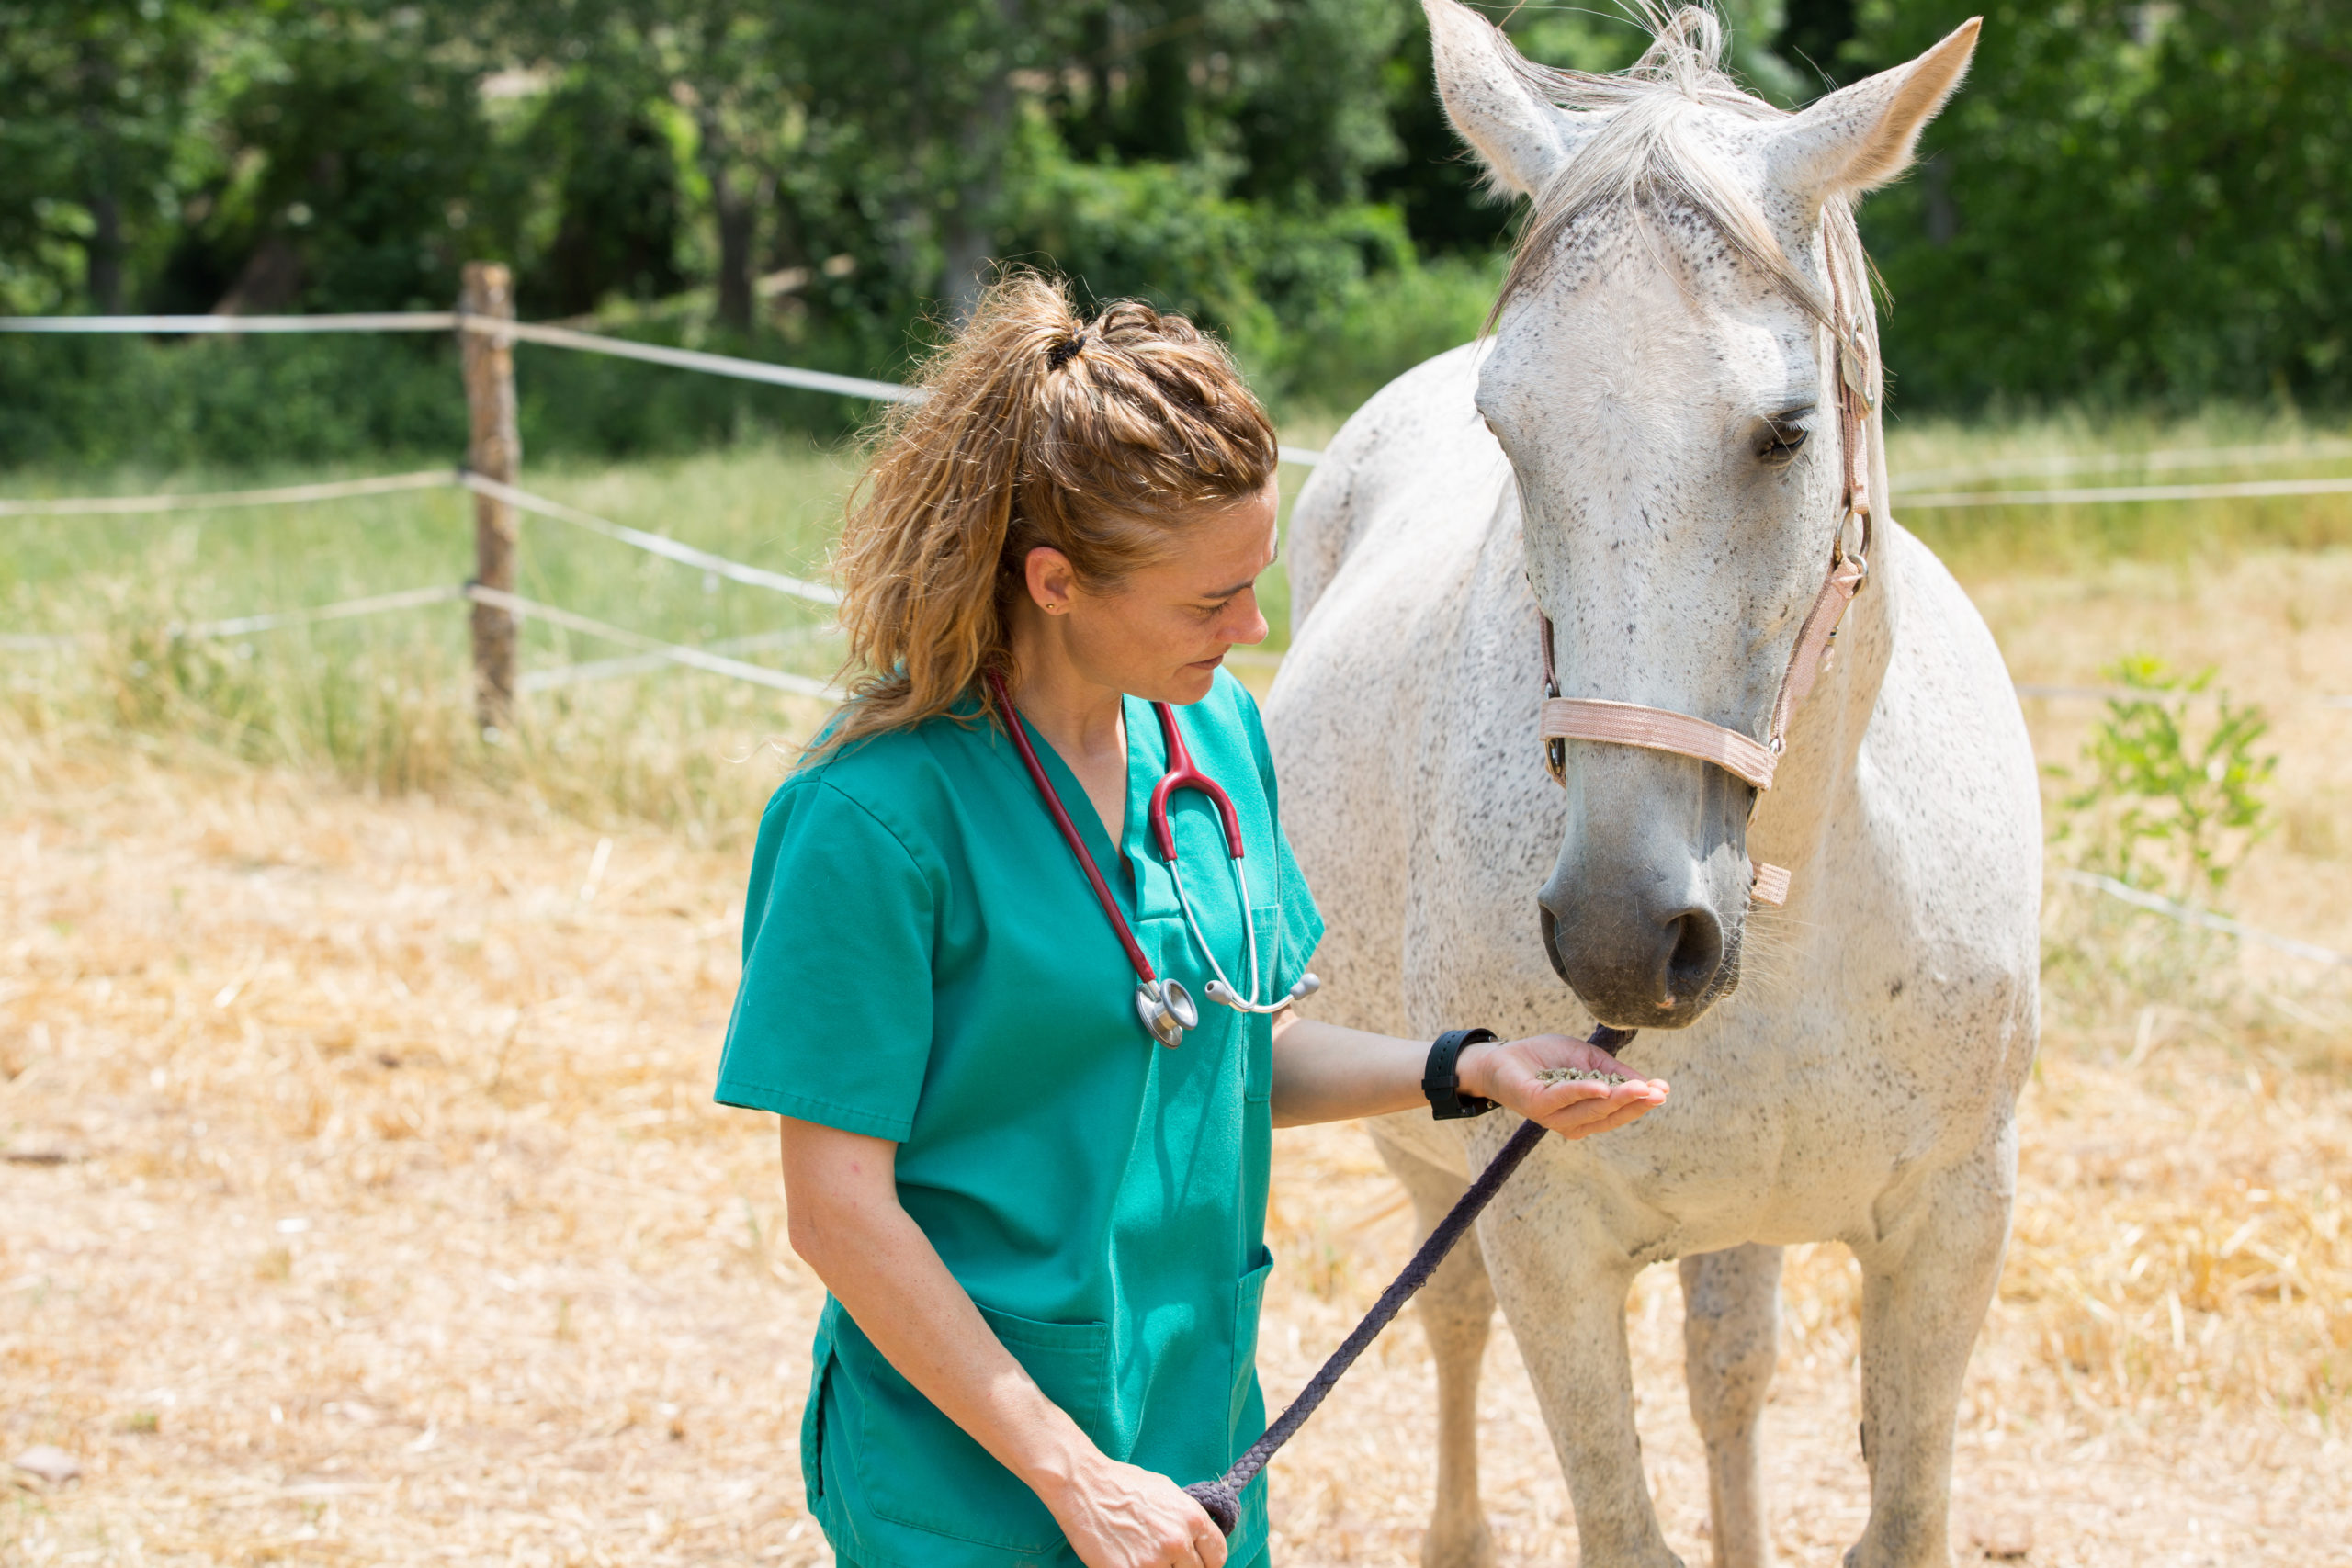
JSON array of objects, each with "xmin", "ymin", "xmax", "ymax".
[{"xmin": 459, "ymin": 262, "xmax": 520, "ymax": 734}]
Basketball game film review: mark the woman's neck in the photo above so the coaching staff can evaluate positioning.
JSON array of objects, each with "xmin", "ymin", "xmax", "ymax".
[{"xmin": 1006, "ymin": 606, "xmax": 1128, "ymax": 769}]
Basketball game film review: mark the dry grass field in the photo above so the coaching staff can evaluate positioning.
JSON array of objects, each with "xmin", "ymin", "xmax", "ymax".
[{"xmin": 6, "ymin": 435, "xmax": 2352, "ymax": 1566}]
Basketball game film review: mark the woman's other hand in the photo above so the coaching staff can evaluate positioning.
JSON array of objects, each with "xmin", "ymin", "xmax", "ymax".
[
  {"xmin": 1041, "ymin": 1452, "xmax": 1227, "ymax": 1568},
  {"xmin": 1461, "ymin": 1033, "xmax": 1668, "ymax": 1139}
]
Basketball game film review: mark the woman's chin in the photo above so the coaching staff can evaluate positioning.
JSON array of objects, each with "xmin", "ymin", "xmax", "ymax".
[{"xmin": 1132, "ymin": 664, "xmax": 1221, "ymax": 706}]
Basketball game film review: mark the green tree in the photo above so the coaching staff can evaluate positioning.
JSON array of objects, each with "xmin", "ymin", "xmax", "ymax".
[
  {"xmin": 0, "ymin": 0, "xmax": 218, "ymax": 312},
  {"xmin": 1850, "ymin": 0, "xmax": 2352, "ymax": 409}
]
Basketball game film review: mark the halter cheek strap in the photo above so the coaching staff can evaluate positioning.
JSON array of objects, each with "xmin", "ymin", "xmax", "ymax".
[{"xmin": 1537, "ymin": 251, "xmax": 1881, "ymax": 909}]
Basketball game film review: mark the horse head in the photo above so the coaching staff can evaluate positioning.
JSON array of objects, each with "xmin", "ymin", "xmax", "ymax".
[{"xmin": 1423, "ymin": 0, "xmax": 1977, "ymax": 1027}]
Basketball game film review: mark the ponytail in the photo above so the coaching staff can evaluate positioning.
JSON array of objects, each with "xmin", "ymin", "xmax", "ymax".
[{"xmin": 819, "ymin": 271, "xmax": 1278, "ymax": 759}]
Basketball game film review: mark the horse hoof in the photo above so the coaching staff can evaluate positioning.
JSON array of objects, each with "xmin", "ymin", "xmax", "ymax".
[{"xmin": 1421, "ymin": 1522, "xmax": 1498, "ymax": 1568}]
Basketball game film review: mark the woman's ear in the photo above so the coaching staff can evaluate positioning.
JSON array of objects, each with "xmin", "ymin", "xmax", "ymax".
[{"xmin": 1023, "ymin": 546, "xmax": 1078, "ymax": 613}]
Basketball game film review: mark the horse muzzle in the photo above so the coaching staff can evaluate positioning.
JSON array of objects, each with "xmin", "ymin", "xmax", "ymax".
[{"xmin": 1534, "ymin": 754, "xmax": 1752, "ymax": 1028}]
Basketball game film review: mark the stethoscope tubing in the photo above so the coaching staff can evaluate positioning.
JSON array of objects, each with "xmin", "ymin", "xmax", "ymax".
[
  {"xmin": 985, "ymin": 670, "xmax": 1162, "ymax": 988},
  {"xmin": 984, "ymin": 671, "xmax": 1311, "ymax": 1044}
]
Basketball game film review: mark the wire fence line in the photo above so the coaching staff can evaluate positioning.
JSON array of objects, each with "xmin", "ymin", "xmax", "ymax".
[
  {"xmin": 518, "ymin": 626, "xmax": 826, "ymax": 694},
  {"xmin": 0, "ymin": 312, "xmax": 458, "ymax": 335},
  {"xmin": 455, "ymin": 471, "xmax": 841, "ymax": 605},
  {"xmin": 1902, "ymin": 474, "xmax": 2352, "ymax": 510},
  {"xmin": 469, "ymin": 315, "xmax": 917, "ymax": 404},
  {"xmin": 2054, "ymin": 869, "xmax": 2352, "ymax": 968},
  {"xmin": 0, "ymin": 310, "xmax": 904, "ymax": 402},
  {"xmin": 1895, "ymin": 435, "xmax": 2352, "ymax": 491},
  {"xmin": 2013, "ymin": 681, "xmax": 2352, "ymax": 708},
  {"xmin": 463, "ymin": 585, "xmax": 839, "ymax": 699},
  {"xmin": 0, "ymin": 310, "xmax": 1335, "ymax": 462},
  {"xmin": 0, "ymin": 469, "xmax": 457, "ymax": 516},
  {"xmin": 179, "ymin": 582, "xmax": 469, "ymax": 640},
  {"xmin": 0, "ymin": 466, "xmax": 840, "ymax": 608},
  {"xmin": 1, "ymin": 576, "xmax": 839, "ymax": 701}
]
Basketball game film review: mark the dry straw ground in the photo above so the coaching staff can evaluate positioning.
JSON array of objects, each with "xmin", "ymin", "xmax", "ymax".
[{"xmin": 6, "ymin": 501, "xmax": 2352, "ymax": 1563}]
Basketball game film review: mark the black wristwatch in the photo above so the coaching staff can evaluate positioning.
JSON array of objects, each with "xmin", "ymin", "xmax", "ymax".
[{"xmin": 1423, "ymin": 1028, "xmax": 1499, "ymax": 1120}]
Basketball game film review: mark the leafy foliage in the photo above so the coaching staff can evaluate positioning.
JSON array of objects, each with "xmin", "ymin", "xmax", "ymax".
[
  {"xmin": 0, "ymin": 1, "xmax": 2343, "ymax": 462},
  {"xmin": 1850, "ymin": 0, "xmax": 2352, "ymax": 411},
  {"xmin": 2058, "ymin": 656, "xmax": 2278, "ymax": 901}
]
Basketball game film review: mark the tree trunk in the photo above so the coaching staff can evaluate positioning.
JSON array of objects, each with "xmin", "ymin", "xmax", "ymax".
[
  {"xmin": 78, "ymin": 38, "xmax": 124, "ymax": 315},
  {"xmin": 941, "ymin": 0, "xmax": 1024, "ymax": 323},
  {"xmin": 693, "ymin": 90, "xmax": 770, "ymax": 335},
  {"xmin": 85, "ymin": 190, "xmax": 124, "ymax": 315},
  {"xmin": 714, "ymin": 167, "xmax": 760, "ymax": 333}
]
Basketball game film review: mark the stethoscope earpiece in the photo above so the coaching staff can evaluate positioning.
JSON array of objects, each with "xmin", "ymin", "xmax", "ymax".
[{"xmin": 1204, "ymin": 971, "xmax": 1320, "ymax": 1011}]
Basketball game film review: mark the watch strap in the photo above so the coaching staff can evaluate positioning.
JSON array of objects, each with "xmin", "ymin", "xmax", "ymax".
[{"xmin": 1423, "ymin": 1027, "xmax": 1499, "ymax": 1120}]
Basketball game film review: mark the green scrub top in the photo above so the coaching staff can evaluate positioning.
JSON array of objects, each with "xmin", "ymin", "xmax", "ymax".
[{"xmin": 715, "ymin": 670, "xmax": 1322, "ymax": 1568}]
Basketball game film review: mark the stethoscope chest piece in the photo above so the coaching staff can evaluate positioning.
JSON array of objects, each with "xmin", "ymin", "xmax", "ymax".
[{"xmin": 1136, "ymin": 978, "xmax": 1199, "ymax": 1049}]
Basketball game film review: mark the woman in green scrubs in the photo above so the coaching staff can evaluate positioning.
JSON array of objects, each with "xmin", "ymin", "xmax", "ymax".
[{"xmin": 715, "ymin": 275, "xmax": 1667, "ymax": 1568}]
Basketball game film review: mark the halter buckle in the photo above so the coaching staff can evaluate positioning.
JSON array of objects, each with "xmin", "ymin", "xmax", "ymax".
[{"xmin": 1838, "ymin": 323, "xmax": 1875, "ymax": 412}]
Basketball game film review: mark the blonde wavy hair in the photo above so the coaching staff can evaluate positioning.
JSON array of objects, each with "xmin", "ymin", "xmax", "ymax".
[{"xmin": 818, "ymin": 271, "xmax": 1279, "ymax": 758}]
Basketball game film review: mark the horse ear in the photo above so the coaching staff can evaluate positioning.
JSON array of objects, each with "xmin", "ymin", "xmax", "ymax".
[
  {"xmin": 1422, "ymin": 0, "xmax": 1580, "ymax": 198},
  {"xmin": 1769, "ymin": 17, "xmax": 1981, "ymax": 213}
]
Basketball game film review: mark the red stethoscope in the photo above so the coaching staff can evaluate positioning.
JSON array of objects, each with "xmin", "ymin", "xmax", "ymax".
[{"xmin": 987, "ymin": 671, "xmax": 1319, "ymax": 1047}]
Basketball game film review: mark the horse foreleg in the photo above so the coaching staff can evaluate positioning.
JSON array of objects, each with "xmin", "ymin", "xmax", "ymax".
[
  {"xmin": 1485, "ymin": 1203, "xmax": 1673, "ymax": 1568},
  {"xmin": 1846, "ymin": 1135, "xmax": 2015, "ymax": 1568},
  {"xmin": 1679, "ymin": 1244, "xmax": 1784, "ymax": 1568},
  {"xmin": 1384, "ymin": 1141, "xmax": 1499, "ymax": 1568}
]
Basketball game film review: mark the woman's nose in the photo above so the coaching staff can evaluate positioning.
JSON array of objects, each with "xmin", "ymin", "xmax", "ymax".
[{"xmin": 1227, "ymin": 592, "xmax": 1270, "ymax": 647}]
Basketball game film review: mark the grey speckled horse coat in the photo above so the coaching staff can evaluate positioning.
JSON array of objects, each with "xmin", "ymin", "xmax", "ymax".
[{"xmin": 1265, "ymin": 6, "xmax": 2041, "ymax": 1567}]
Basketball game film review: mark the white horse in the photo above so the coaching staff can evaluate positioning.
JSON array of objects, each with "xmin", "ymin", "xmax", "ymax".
[{"xmin": 1266, "ymin": 6, "xmax": 2039, "ymax": 1567}]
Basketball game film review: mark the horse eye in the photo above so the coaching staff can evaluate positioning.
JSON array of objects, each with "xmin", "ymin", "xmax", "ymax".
[{"xmin": 1759, "ymin": 423, "xmax": 1809, "ymax": 465}]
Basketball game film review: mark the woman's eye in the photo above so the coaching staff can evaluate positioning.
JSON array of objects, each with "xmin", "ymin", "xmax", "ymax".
[{"xmin": 1759, "ymin": 423, "xmax": 1809, "ymax": 465}]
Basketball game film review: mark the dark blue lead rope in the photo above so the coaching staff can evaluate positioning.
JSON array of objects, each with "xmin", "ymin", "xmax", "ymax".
[{"xmin": 1184, "ymin": 1025, "xmax": 1636, "ymax": 1533}]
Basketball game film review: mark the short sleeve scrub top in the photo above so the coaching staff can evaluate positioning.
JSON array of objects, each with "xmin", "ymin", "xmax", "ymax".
[{"xmin": 716, "ymin": 670, "xmax": 1322, "ymax": 1568}]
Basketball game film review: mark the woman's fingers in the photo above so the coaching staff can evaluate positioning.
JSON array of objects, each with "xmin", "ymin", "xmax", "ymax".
[{"xmin": 1521, "ymin": 1077, "xmax": 1665, "ymax": 1138}]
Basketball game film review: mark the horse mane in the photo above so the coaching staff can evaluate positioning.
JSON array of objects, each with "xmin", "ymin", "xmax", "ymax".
[{"xmin": 1492, "ymin": 3, "xmax": 1878, "ymax": 383}]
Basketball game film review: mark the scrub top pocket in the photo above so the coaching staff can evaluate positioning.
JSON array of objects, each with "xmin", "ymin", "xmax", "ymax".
[
  {"xmin": 1227, "ymin": 1249, "xmax": 1273, "ymax": 1438},
  {"xmin": 848, "ymin": 1307, "xmax": 1114, "ymax": 1553}
]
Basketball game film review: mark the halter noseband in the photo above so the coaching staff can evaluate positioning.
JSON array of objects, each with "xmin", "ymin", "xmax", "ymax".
[{"xmin": 1537, "ymin": 252, "xmax": 1880, "ymax": 910}]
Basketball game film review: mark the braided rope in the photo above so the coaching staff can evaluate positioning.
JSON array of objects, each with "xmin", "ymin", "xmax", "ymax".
[{"xmin": 1185, "ymin": 1025, "xmax": 1636, "ymax": 1533}]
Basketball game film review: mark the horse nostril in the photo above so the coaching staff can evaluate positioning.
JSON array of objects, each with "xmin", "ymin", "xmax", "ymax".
[
  {"xmin": 1537, "ymin": 899, "xmax": 1573, "ymax": 985},
  {"xmin": 1660, "ymin": 906, "xmax": 1724, "ymax": 1009}
]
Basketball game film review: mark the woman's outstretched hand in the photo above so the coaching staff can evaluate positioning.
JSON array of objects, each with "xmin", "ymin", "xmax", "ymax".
[
  {"xmin": 1461, "ymin": 1032, "xmax": 1668, "ymax": 1139},
  {"xmin": 1042, "ymin": 1451, "xmax": 1227, "ymax": 1568}
]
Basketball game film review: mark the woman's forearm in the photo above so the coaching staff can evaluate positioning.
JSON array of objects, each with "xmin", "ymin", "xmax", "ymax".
[
  {"xmin": 1265, "ymin": 1013, "xmax": 1433, "ymax": 1126},
  {"xmin": 778, "ymin": 1121, "xmax": 1095, "ymax": 1498}
]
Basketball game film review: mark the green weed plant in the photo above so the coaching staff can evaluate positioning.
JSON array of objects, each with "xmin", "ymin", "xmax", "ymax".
[
  {"xmin": 2043, "ymin": 655, "xmax": 2281, "ymax": 1018},
  {"xmin": 2059, "ymin": 655, "xmax": 2277, "ymax": 904}
]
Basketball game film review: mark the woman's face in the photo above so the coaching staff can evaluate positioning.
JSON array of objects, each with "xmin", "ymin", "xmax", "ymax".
[{"xmin": 1029, "ymin": 477, "xmax": 1282, "ymax": 705}]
